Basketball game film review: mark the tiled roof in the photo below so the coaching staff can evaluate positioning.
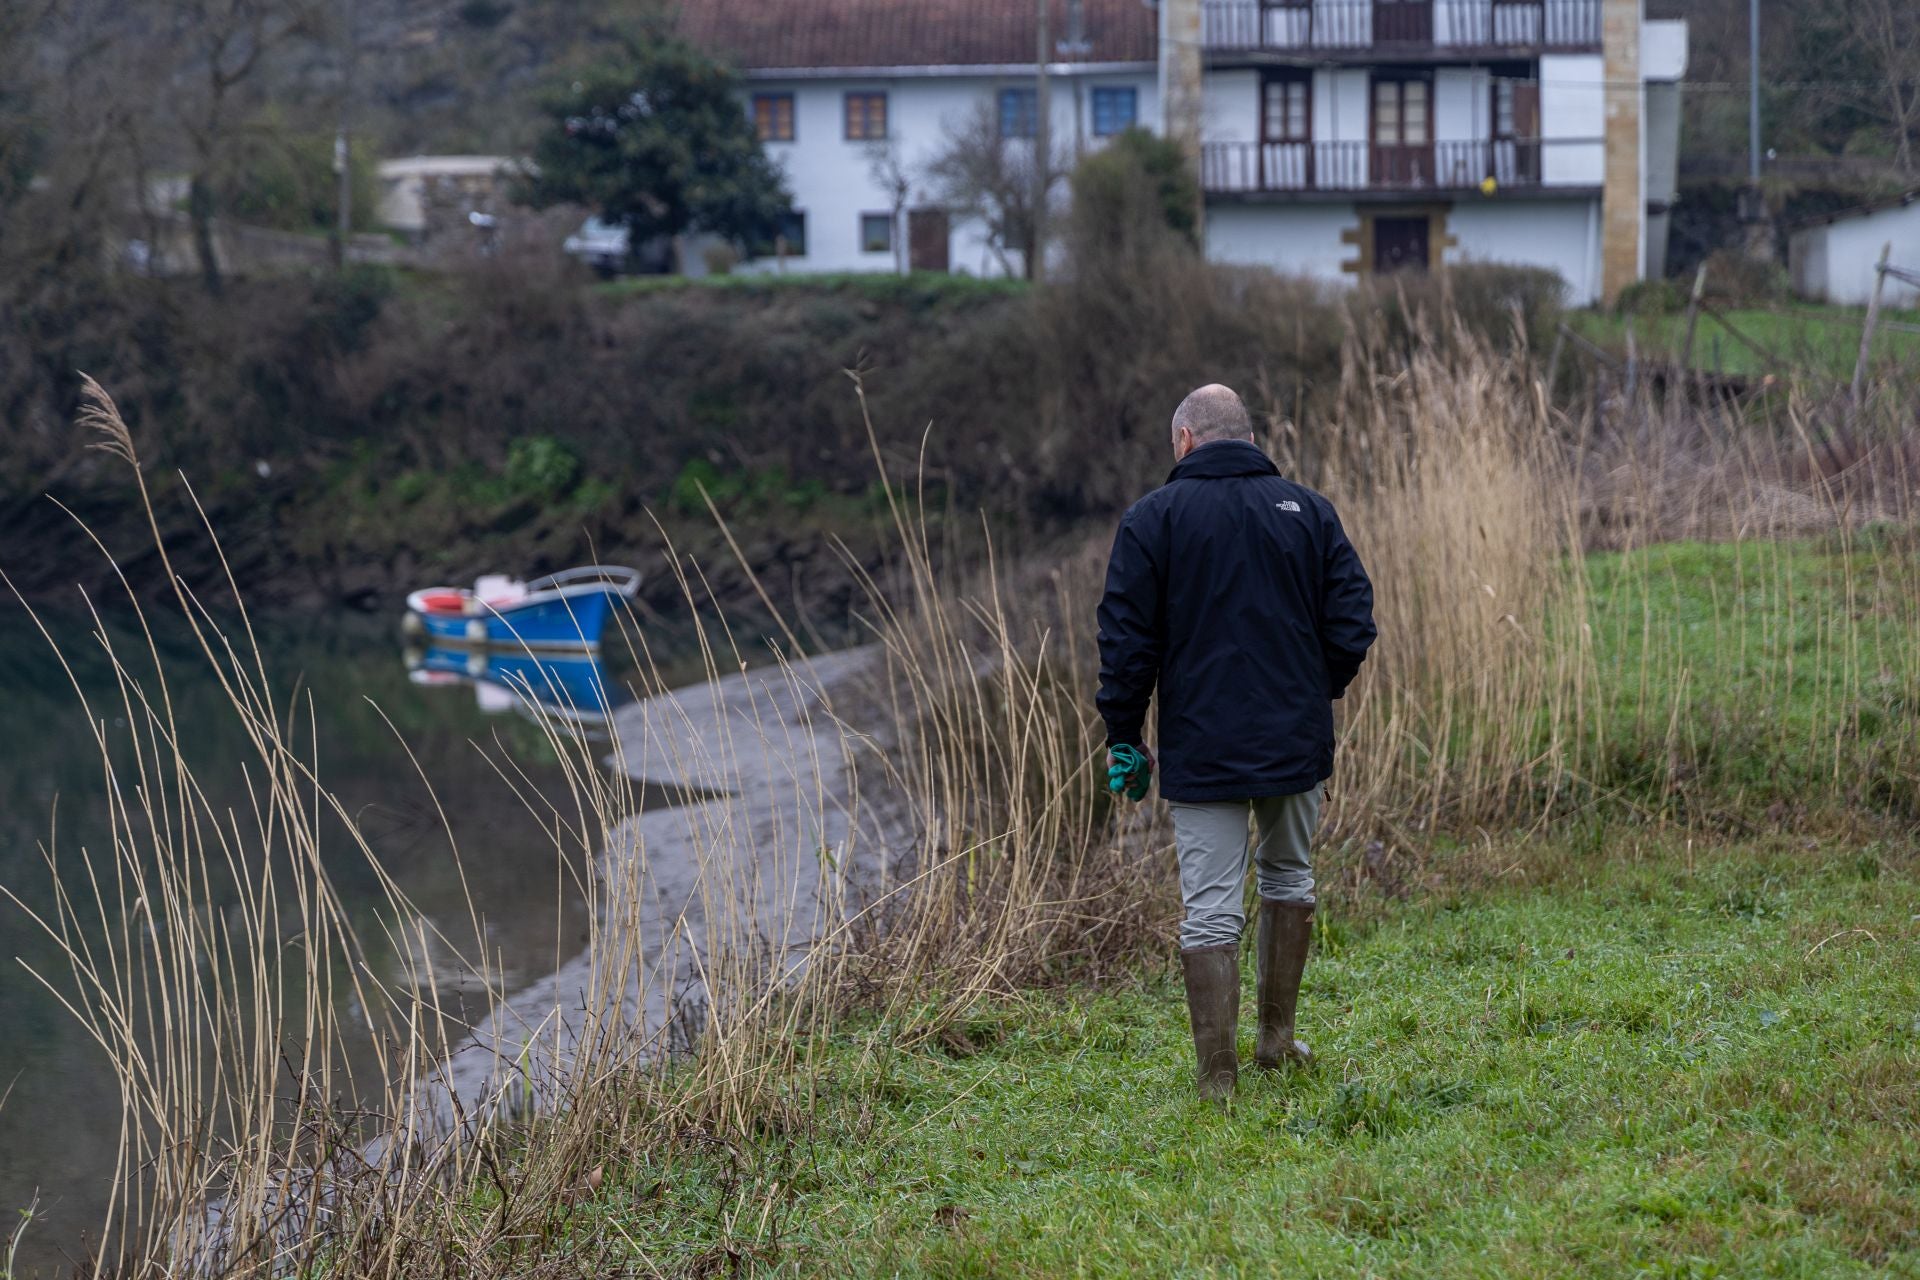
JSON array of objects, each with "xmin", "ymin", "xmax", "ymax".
[{"xmin": 677, "ymin": 0, "xmax": 1159, "ymax": 72}]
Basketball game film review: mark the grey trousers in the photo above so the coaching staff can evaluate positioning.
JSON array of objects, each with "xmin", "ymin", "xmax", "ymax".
[{"xmin": 1169, "ymin": 790, "xmax": 1324, "ymax": 950}]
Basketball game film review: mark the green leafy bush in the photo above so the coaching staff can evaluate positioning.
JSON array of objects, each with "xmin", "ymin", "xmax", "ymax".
[
  {"xmin": 669, "ymin": 458, "xmax": 736, "ymax": 515},
  {"xmin": 1613, "ymin": 278, "xmax": 1682, "ymax": 317},
  {"xmin": 1067, "ymin": 127, "xmax": 1200, "ymax": 254},
  {"xmin": 222, "ymin": 127, "xmax": 378, "ymax": 233},
  {"xmin": 1358, "ymin": 263, "xmax": 1567, "ymax": 357},
  {"xmin": 504, "ymin": 435, "xmax": 580, "ymax": 498},
  {"xmin": 1701, "ymin": 248, "xmax": 1790, "ymax": 307}
]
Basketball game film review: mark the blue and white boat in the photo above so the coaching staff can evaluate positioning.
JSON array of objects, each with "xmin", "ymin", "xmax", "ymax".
[{"xmin": 403, "ymin": 565, "xmax": 641, "ymax": 650}]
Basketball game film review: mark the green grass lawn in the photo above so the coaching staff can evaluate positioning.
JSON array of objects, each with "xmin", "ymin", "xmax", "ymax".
[
  {"xmin": 1569, "ymin": 305, "xmax": 1920, "ymax": 381},
  {"xmin": 586, "ymin": 839, "xmax": 1920, "ymax": 1278},
  {"xmin": 1580, "ymin": 539, "xmax": 1920, "ymax": 816}
]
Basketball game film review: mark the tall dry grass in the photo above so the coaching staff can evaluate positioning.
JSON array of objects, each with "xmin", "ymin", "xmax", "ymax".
[
  {"xmin": 9, "ymin": 315, "xmax": 1920, "ymax": 1275},
  {"xmin": 7, "ymin": 381, "xmax": 886, "ymax": 1276},
  {"xmin": 1310, "ymin": 319, "xmax": 1587, "ymax": 837}
]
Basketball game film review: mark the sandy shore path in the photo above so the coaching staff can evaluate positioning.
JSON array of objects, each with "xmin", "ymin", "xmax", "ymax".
[{"xmin": 394, "ymin": 643, "xmax": 888, "ymax": 1142}]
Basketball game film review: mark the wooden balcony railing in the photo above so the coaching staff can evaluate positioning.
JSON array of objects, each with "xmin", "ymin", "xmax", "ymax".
[
  {"xmin": 1200, "ymin": 0, "xmax": 1602, "ymax": 53},
  {"xmin": 1201, "ymin": 138, "xmax": 1599, "ymax": 194}
]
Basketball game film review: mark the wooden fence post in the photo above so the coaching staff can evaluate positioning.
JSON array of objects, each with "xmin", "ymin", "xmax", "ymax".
[
  {"xmin": 1677, "ymin": 261, "xmax": 1709, "ymax": 373},
  {"xmin": 1851, "ymin": 241, "xmax": 1892, "ymax": 409},
  {"xmin": 1624, "ymin": 318, "xmax": 1638, "ymax": 402}
]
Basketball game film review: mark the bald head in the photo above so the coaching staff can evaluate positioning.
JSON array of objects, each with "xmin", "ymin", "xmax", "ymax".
[{"xmin": 1171, "ymin": 384, "xmax": 1252, "ymax": 455}]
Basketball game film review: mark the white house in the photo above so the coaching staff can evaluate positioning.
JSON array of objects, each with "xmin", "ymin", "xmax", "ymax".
[
  {"xmin": 680, "ymin": 0, "xmax": 1686, "ymax": 304},
  {"xmin": 681, "ymin": 0, "xmax": 1160, "ymax": 277},
  {"xmin": 1788, "ymin": 193, "xmax": 1920, "ymax": 309}
]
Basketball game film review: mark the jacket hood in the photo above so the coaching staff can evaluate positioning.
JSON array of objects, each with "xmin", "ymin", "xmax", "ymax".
[{"xmin": 1166, "ymin": 439, "xmax": 1281, "ymax": 484}]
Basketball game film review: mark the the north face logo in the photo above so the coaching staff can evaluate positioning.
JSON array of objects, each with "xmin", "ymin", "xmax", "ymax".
[{"xmin": 1275, "ymin": 500, "xmax": 1301, "ymax": 512}]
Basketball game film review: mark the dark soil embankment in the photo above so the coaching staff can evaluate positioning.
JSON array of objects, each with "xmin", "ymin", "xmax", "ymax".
[{"xmin": 1, "ymin": 257, "xmax": 1561, "ymax": 614}]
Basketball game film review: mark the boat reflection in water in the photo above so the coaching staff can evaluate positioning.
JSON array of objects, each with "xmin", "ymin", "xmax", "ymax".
[{"xmin": 403, "ymin": 645, "xmax": 627, "ymax": 737}]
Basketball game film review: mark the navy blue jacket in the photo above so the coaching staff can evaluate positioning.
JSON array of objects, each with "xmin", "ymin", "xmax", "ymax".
[{"xmin": 1096, "ymin": 440, "xmax": 1376, "ymax": 802}]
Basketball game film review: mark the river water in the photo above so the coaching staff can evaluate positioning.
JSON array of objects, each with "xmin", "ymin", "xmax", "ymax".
[{"xmin": 0, "ymin": 604, "xmax": 710, "ymax": 1276}]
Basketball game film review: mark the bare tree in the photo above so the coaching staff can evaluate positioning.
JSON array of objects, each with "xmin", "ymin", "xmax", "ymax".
[
  {"xmin": 864, "ymin": 139, "xmax": 914, "ymax": 275},
  {"xmin": 3, "ymin": 0, "xmax": 153, "ymax": 273},
  {"xmin": 923, "ymin": 96, "xmax": 1068, "ymax": 280},
  {"xmin": 158, "ymin": 0, "xmax": 320, "ymax": 293},
  {"xmin": 1836, "ymin": 0, "xmax": 1920, "ymax": 174}
]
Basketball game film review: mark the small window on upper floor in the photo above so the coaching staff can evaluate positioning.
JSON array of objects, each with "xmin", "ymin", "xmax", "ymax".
[
  {"xmin": 845, "ymin": 92, "xmax": 888, "ymax": 141},
  {"xmin": 1091, "ymin": 87, "xmax": 1138, "ymax": 138},
  {"xmin": 753, "ymin": 93, "xmax": 795, "ymax": 142},
  {"xmin": 1262, "ymin": 73, "xmax": 1310, "ymax": 143},
  {"xmin": 998, "ymin": 88, "xmax": 1038, "ymax": 139}
]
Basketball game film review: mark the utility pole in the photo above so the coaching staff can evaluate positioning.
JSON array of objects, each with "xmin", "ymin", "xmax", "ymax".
[
  {"xmin": 1747, "ymin": 0, "xmax": 1760, "ymax": 183},
  {"xmin": 1738, "ymin": 0, "xmax": 1770, "ymax": 260},
  {"xmin": 1032, "ymin": 0, "xmax": 1050, "ymax": 280}
]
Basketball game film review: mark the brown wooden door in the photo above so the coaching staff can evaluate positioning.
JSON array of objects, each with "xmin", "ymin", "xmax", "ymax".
[
  {"xmin": 1374, "ymin": 216, "xmax": 1430, "ymax": 273},
  {"xmin": 1371, "ymin": 76, "xmax": 1433, "ymax": 187},
  {"xmin": 908, "ymin": 209, "xmax": 949, "ymax": 272},
  {"xmin": 1373, "ymin": 0, "xmax": 1432, "ymax": 45},
  {"xmin": 1260, "ymin": 70, "xmax": 1313, "ymax": 190}
]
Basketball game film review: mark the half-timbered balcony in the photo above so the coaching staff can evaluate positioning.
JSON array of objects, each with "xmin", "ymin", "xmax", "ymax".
[
  {"xmin": 1201, "ymin": 0, "xmax": 1602, "ymax": 57},
  {"xmin": 1201, "ymin": 138, "xmax": 1601, "ymax": 195}
]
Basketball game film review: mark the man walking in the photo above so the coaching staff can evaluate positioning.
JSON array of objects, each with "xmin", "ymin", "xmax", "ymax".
[{"xmin": 1097, "ymin": 384, "xmax": 1375, "ymax": 1100}]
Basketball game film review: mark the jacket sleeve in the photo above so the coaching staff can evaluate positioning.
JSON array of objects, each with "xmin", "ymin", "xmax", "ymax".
[
  {"xmin": 1320, "ymin": 508, "xmax": 1376, "ymax": 700},
  {"xmin": 1096, "ymin": 508, "xmax": 1164, "ymax": 747}
]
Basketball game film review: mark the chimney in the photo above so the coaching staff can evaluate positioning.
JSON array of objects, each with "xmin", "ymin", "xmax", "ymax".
[
  {"xmin": 1600, "ymin": 0, "xmax": 1643, "ymax": 304},
  {"xmin": 1160, "ymin": 0, "xmax": 1203, "ymax": 160},
  {"xmin": 1059, "ymin": 0, "xmax": 1091, "ymax": 55}
]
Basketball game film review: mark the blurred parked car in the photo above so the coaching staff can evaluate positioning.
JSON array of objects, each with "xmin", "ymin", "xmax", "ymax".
[{"xmin": 562, "ymin": 217, "xmax": 672, "ymax": 276}]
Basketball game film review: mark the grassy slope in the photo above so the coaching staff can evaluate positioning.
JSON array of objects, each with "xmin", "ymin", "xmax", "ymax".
[
  {"xmin": 539, "ymin": 540, "xmax": 1919, "ymax": 1278},
  {"xmin": 1569, "ymin": 305, "xmax": 1920, "ymax": 380},
  {"xmin": 596, "ymin": 841, "xmax": 1919, "ymax": 1278},
  {"xmin": 1582, "ymin": 540, "xmax": 1920, "ymax": 815}
]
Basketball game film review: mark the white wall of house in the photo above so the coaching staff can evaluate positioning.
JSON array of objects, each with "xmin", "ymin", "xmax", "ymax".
[
  {"xmin": 1641, "ymin": 19, "xmax": 1687, "ymax": 80},
  {"xmin": 1202, "ymin": 58, "xmax": 1605, "ymax": 191},
  {"xmin": 726, "ymin": 69, "xmax": 1158, "ymax": 277},
  {"xmin": 1203, "ymin": 68, "xmax": 1375, "ymax": 146},
  {"xmin": 1433, "ymin": 67, "xmax": 1490, "ymax": 143},
  {"xmin": 1205, "ymin": 197, "xmax": 1602, "ymax": 304},
  {"xmin": 1322, "ymin": 70, "xmax": 1371, "ymax": 144},
  {"xmin": 1539, "ymin": 54, "xmax": 1604, "ymax": 186},
  {"xmin": 1789, "ymin": 203, "xmax": 1920, "ymax": 307},
  {"xmin": 1447, "ymin": 197, "xmax": 1602, "ymax": 303},
  {"xmin": 1206, "ymin": 204, "xmax": 1360, "ymax": 280},
  {"xmin": 1202, "ymin": 69, "xmax": 1260, "ymax": 144}
]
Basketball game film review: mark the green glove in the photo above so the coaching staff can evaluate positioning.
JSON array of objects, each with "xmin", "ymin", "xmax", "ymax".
[{"xmin": 1107, "ymin": 744, "xmax": 1153, "ymax": 802}]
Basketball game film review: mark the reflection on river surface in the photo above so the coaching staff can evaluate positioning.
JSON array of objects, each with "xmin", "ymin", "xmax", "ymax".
[
  {"xmin": 0, "ymin": 608, "xmax": 671, "ymax": 1276},
  {"xmin": 405, "ymin": 643, "xmax": 625, "ymax": 735}
]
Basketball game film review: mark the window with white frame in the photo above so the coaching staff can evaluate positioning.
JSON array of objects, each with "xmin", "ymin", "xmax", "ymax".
[
  {"xmin": 1091, "ymin": 87, "xmax": 1137, "ymax": 137},
  {"xmin": 998, "ymin": 88, "xmax": 1038, "ymax": 139}
]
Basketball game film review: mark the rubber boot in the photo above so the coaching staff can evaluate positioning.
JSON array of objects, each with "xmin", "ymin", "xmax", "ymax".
[
  {"xmin": 1253, "ymin": 898, "xmax": 1315, "ymax": 1069},
  {"xmin": 1180, "ymin": 944, "xmax": 1240, "ymax": 1100}
]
